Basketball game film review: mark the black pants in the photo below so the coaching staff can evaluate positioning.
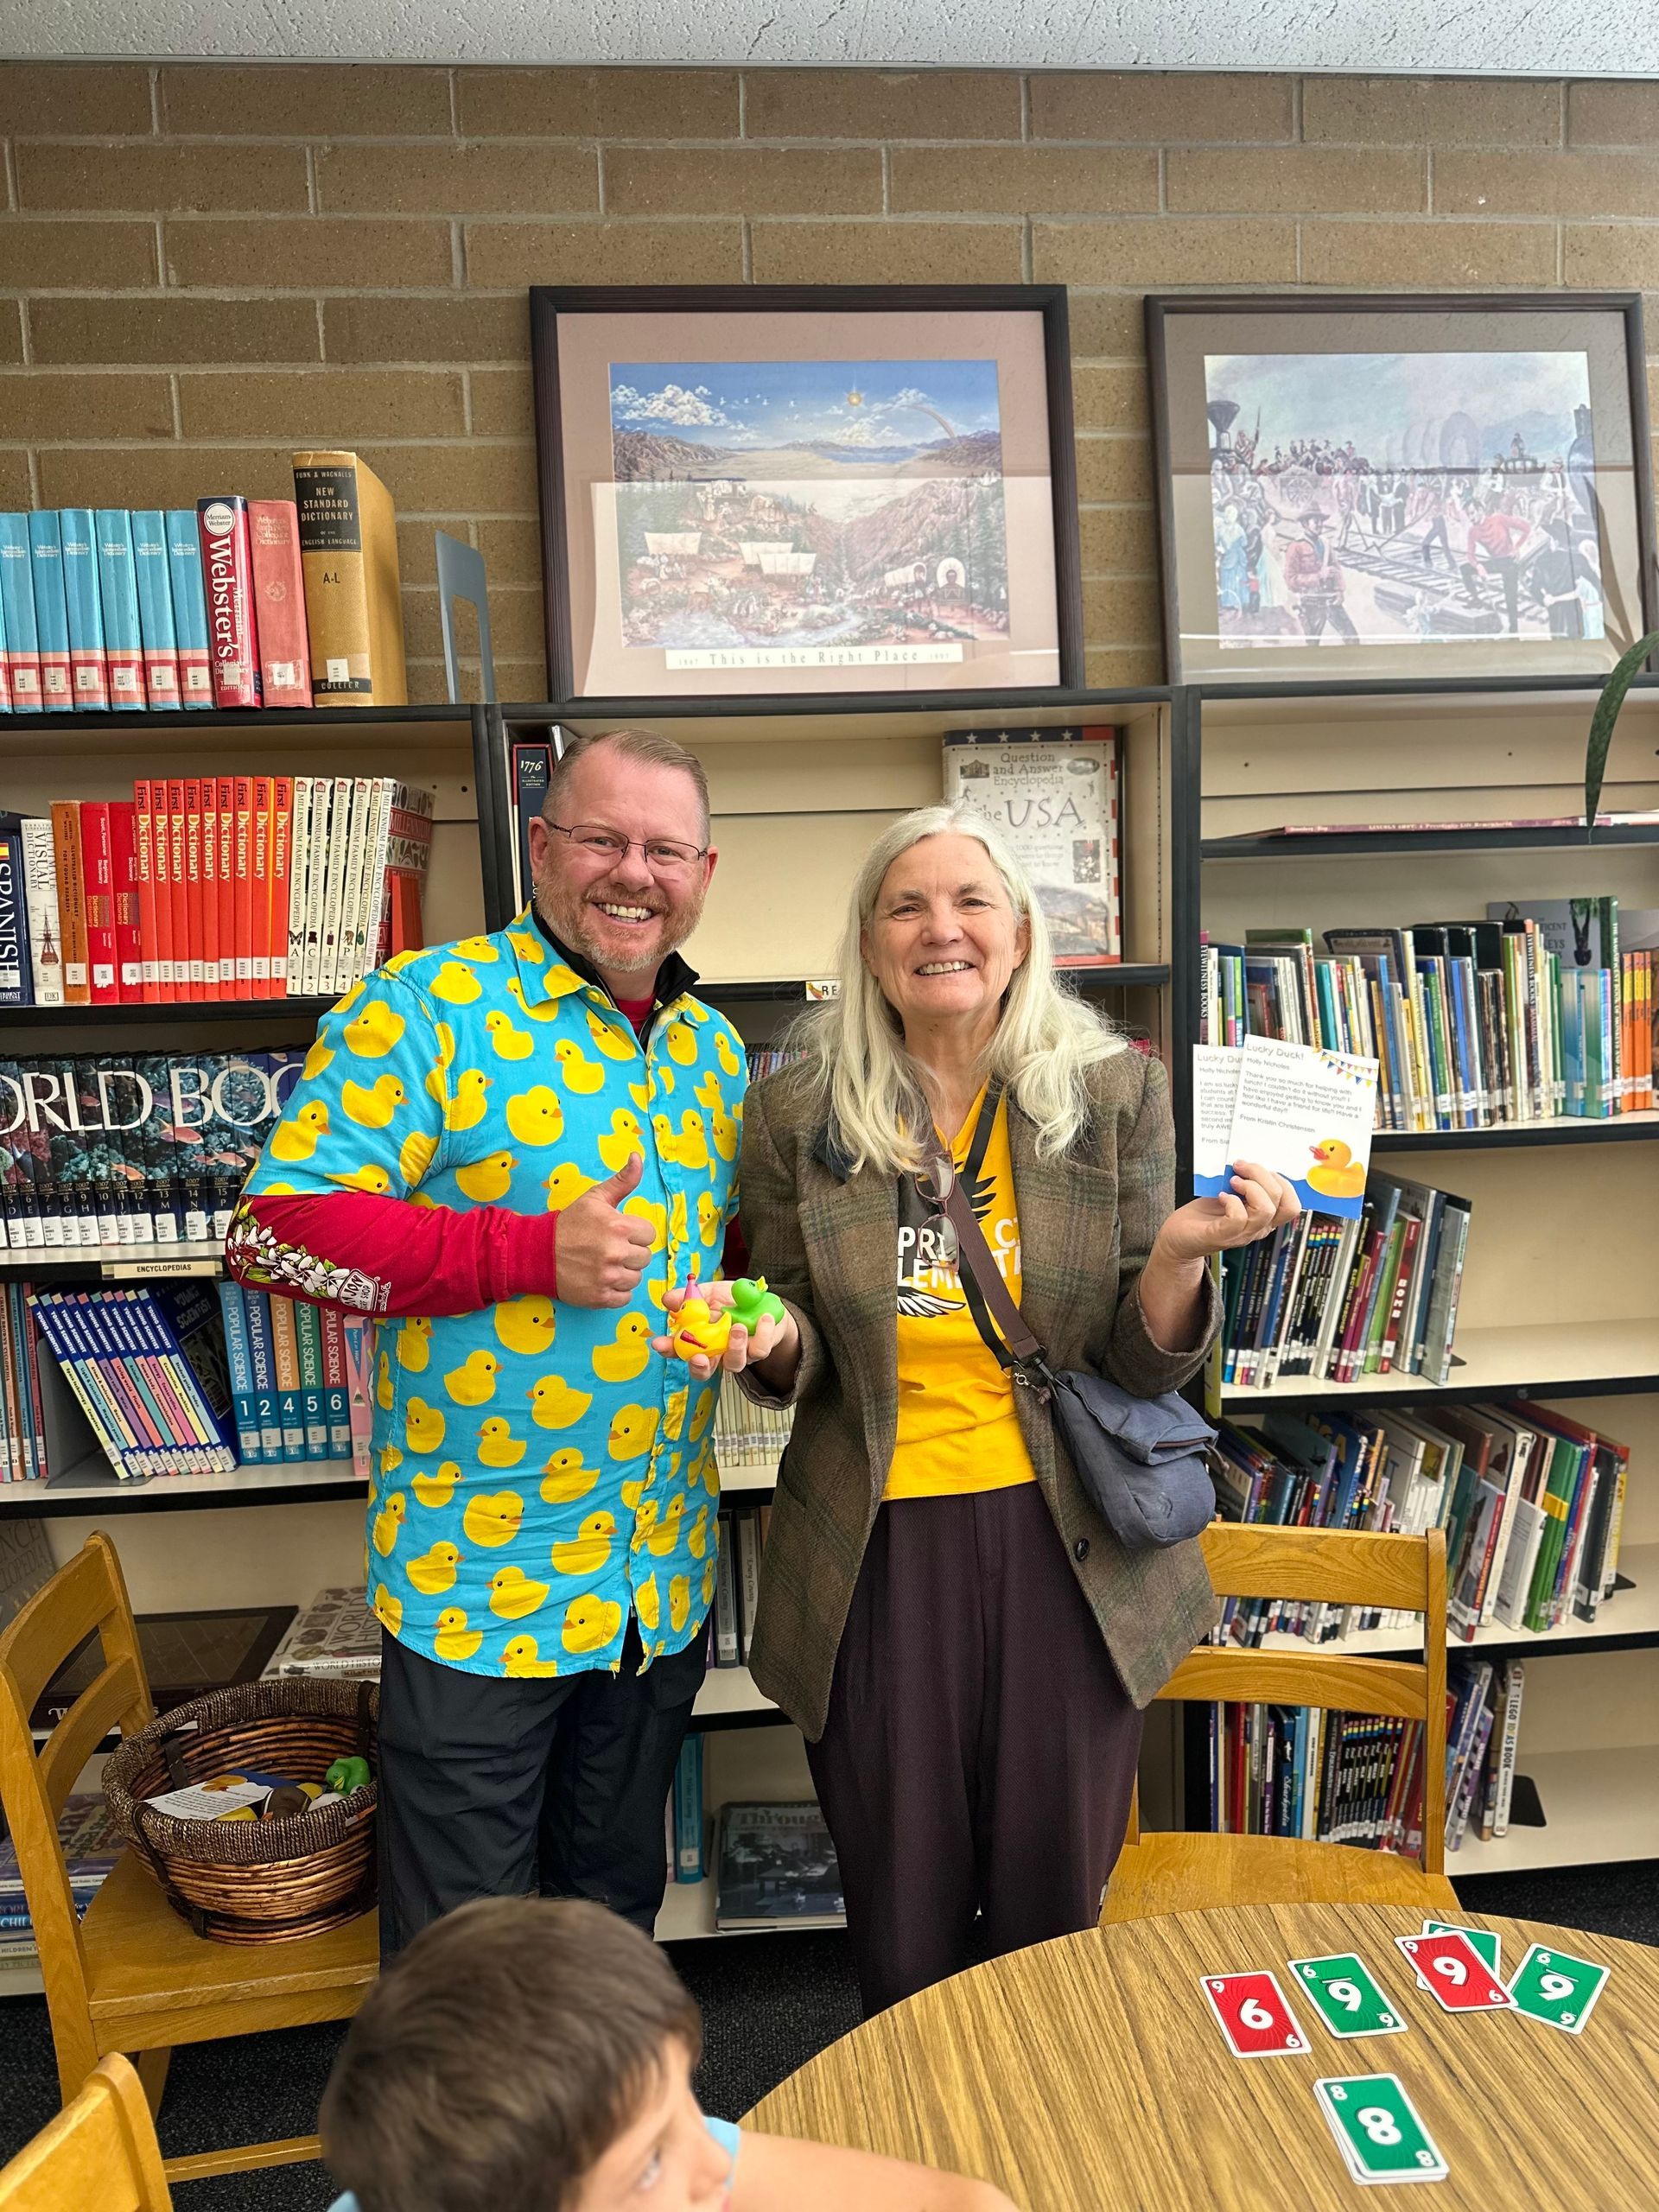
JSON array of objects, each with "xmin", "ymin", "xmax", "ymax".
[
  {"xmin": 806, "ymin": 1482, "xmax": 1143, "ymax": 2018},
  {"xmin": 376, "ymin": 1622, "xmax": 705, "ymax": 1957}
]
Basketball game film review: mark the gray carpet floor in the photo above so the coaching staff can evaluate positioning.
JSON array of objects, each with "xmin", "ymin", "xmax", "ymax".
[{"xmin": 0, "ymin": 1863, "xmax": 1652, "ymax": 2207}]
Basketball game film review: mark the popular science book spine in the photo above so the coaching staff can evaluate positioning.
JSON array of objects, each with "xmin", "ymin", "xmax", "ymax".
[
  {"xmin": 196, "ymin": 497, "xmax": 262, "ymax": 709},
  {"xmin": 216, "ymin": 1280, "xmax": 264, "ymax": 1465}
]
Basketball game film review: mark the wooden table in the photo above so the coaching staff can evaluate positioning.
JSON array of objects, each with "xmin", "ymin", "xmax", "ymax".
[{"xmin": 745, "ymin": 1903, "xmax": 1659, "ymax": 2210}]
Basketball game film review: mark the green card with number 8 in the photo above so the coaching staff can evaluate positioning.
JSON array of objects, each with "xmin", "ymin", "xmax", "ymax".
[
  {"xmin": 1508, "ymin": 1943, "xmax": 1610, "ymax": 2035},
  {"xmin": 1290, "ymin": 1954, "xmax": 1406, "ymax": 2039},
  {"xmin": 1315, "ymin": 2074, "xmax": 1448, "ymax": 2184}
]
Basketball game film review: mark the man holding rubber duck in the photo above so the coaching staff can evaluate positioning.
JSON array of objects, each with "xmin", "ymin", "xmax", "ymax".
[{"xmin": 228, "ymin": 728, "xmax": 777, "ymax": 1954}]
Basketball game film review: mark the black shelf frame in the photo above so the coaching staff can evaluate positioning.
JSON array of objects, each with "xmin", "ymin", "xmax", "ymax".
[
  {"xmin": 1220, "ymin": 1367, "xmax": 1658, "ymax": 1414},
  {"xmin": 1202, "ymin": 823, "xmax": 1659, "ymax": 861},
  {"xmin": 0, "ymin": 997, "xmax": 335, "ymax": 1032},
  {"xmin": 1372, "ymin": 1116, "xmax": 1659, "ymax": 1153},
  {"xmin": 0, "ymin": 1470, "xmax": 368, "ymax": 1518},
  {"xmin": 0, "ymin": 702, "xmax": 478, "ymax": 740}
]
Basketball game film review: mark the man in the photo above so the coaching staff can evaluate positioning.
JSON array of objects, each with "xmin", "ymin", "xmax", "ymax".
[
  {"xmin": 227, "ymin": 729, "xmax": 755, "ymax": 1953},
  {"xmin": 1281, "ymin": 508, "xmax": 1358, "ymax": 645}
]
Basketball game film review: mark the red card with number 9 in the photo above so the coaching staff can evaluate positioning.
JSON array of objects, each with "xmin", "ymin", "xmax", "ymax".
[
  {"xmin": 1200, "ymin": 1970, "xmax": 1310, "ymax": 2056},
  {"xmin": 1395, "ymin": 1930, "xmax": 1515, "ymax": 2013}
]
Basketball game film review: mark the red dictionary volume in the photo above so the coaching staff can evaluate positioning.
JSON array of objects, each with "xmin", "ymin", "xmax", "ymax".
[
  {"xmin": 78, "ymin": 801, "xmax": 119, "ymax": 1005},
  {"xmin": 248, "ymin": 501, "xmax": 312, "ymax": 709},
  {"xmin": 233, "ymin": 775, "xmax": 255, "ymax": 1001},
  {"xmin": 131, "ymin": 779, "xmax": 162, "ymax": 1004},
  {"xmin": 251, "ymin": 776, "xmax": 273, "ymax": 995},
  {"xmin": 182, "ymin": 779, "xmax": 207, "ymax": 1003},
  {"xmin": 199, "ymin": 776, "xmax": 221, "ymax": 996},
  {"xmin": 268, "ymin": 776, "xmax": 294, "ymax": 997},
  {"xmin": 107, "ymin": 799, "xmax": 142, "ymax": 1003},
  {"xmin": 216, "ymin": 774, "xmax": 236, "ymax": 997},
  {"xmin": 196, "ymin": 497, "xmax": 262, "ymax": 710},
  {"xmin": 166, "ymin": 777, "xmax": 191, "ymax": 1003},
  {"xmin": 149, "ymin": 779, "xmax": 175, "ymax": 1001}
]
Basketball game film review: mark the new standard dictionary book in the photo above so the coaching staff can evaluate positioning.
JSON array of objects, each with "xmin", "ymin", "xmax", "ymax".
[{"xmin": 292, "ymin": 450, "xmax": 407, "ymax": 706}]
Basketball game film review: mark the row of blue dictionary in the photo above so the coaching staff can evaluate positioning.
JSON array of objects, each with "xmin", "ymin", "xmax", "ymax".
[{"xmin": 0, "ymin": 511, "xmax": 213, "ymax": 713}]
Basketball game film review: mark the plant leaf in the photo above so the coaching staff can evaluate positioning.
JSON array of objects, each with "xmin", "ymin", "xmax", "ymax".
[{"xmin": 1585, "ymin": 632, "xmax": 1659, "ymax": 838}]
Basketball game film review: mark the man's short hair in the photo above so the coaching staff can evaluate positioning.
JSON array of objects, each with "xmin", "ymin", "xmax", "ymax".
[
  {"xmin": 320, "ymin": 1897, "xmax": 702, "ymax": 2212},
  {"xmin": 542, "ymin": 728, "xmax": 711, "ymax": 843}
]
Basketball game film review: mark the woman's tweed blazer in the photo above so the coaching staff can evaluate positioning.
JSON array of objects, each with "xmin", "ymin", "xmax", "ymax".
[{"xmin": 735, "ymin": 1048, "xmax": 1222, "ymax": 1743}]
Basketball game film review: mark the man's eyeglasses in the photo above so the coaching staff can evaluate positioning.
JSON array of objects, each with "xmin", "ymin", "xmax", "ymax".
[{"xmin": 544, "ymin": 821, "xmax": 709, "ymax": 875}]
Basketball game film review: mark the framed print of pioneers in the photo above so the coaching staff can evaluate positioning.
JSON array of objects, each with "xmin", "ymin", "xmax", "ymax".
[
  {"xmin": 531, "ymin": 284, "xmax": 1083, "ymax": 700},
  {"xmin": 1148, "ymin": 293, "xmax": 1655, "ymax": 684}
]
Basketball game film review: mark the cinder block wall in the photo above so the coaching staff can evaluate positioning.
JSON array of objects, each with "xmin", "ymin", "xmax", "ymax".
[{"xmin": 1, "ymin": 65, "xmax": 1655, "ymax": 697}]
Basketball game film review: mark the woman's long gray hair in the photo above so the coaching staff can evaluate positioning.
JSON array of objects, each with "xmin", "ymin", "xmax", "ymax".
[{"xmin": 788, "ymin": 804, "xmax": 1125, "ymax": 1175}]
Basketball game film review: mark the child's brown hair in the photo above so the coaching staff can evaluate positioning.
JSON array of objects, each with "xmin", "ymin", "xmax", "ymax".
[{"xmin": 321, "ymin": 1897, "xmax": 703, "ymax": 2212}]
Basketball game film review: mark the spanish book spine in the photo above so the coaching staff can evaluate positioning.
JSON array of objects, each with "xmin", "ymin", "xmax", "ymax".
[
  {"xmin": 215, "ymin": 1280, "xmax": 263, "ymax": 1464},
  {"xmin": 267, "ymin": 776, "xmax": 293, "ymax": 998},
  {"xmin": 292, "ymin": 1296, "xmax": 330, "ymax": 1459},
  {"xmin": 18, "ymin": 819, "xmax": 63, "ymax": 1007},
  {"xmin": 317, "ymin": 1302, "xmax": 353, "ymax": 1458},
  {"xmin": 248, "ymin": 499, "xmax": 312, "ymax": 708},
  {"xmin": 94, "ymin": 509, "xmax": 144, "ymax": 711},
  {"xmin": 58, "ymin": 510, "xmax": 109, "ymax": 711},
  {"xmin": 129, "ymin": 511, "xmax": 181, "ymax": 710},
  {"xmin": 48, "ymin": 802, "xmax": 90, "ymax": 1006},
  {"xmin": 164, "ymin": 509, "xmax": 213, "ymax": 709},
  {"xmin": 196, "ymin": 497, "xmax": 261, "ymax": 709},
  {"xmin": 0, "ymin": 514, "xmax": 41, "ymax": 710},
  {"xmin": 292, "ymin": 448, "xmax": 407, "ymax": 706},
  {"xmin": 0, "ymin": 826, "xmax": 26, "ymax": 1006},
  {"xmin": 28, "ymin": 511, "xmax": 73, "ymax": 712}
]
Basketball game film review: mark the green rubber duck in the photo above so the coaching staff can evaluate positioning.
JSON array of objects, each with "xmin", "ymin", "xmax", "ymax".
[
  {"xmin": 728, "ymin": 1277, "xmax": 786, "ymax": 1331},
  {"xmin": 325, "ymin": 1756, "xmax": 372, "ymax": 1797}
]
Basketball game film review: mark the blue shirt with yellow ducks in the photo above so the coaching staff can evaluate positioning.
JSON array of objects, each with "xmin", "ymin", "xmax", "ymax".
[{"xmin": 238, "ymin": 909, "xmax": 747, "ymax": 1682}]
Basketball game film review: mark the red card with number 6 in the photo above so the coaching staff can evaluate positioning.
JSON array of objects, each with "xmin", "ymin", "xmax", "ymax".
[
  {"xmin": 1200, "ymin": 1970, "xmax": 1310, "ymax": 2056},
  {"xmin": 1395, "ymin": 1930, "xmax": 1515, "ymax": 2013}
]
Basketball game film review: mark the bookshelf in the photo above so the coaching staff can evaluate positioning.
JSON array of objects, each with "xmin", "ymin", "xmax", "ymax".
[{"xmin": 1192, "ymin": 677, "xmax": 1659, "ymax": 1876}]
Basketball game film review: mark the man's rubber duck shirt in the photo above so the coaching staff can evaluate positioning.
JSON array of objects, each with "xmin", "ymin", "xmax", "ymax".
[{"xmin": 228, "ymin": 910, "xmax": 746, "ymax": 1681}]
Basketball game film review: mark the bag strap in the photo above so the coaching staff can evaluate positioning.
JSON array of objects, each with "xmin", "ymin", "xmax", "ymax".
[{"xmin": 926, "ymin": 1118, "xmax": 1053, "ymax": 1391}]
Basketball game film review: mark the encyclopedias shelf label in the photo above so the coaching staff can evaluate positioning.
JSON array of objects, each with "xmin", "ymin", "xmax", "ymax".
[{"xmin": 196, "ymin": 497, "xmax": 262, "ymax": 709}]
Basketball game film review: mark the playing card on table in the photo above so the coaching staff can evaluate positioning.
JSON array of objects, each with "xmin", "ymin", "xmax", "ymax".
[
  {"xmin": 1395, "ymin": 1931, "xmax": 1514, "ymax": 2014},
  {"xmin": 1314, "ymin": 2074, "xmax": 1448, "ymax": 2185},
  {"xmin": 1507, "ymin": 1942, "xmax": 1610, "ymax": 2034},
  {"xmin": 1199, "ymin": 1969, "xmax": 1309, "ymax": 2056},
  {"xmin": 1421, "ymin": 1920, "xmax": 1500, "ymax": 1976},
  {"xmin": 1289, "ymin": 1954, "xmax": 1406, "ymax": 2039}
]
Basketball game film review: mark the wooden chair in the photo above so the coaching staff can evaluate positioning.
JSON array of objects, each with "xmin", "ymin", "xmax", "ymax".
[
  {"xmin": 1102, "ymin": 1523, "xmax": 1460, "ymax": 1923},
  {"xmin": 0, "ymin": 2056, "xmax": 170, "ymax": 2212},
  {"xmin": 0, "ymin": 1533, "xmax": 378, "ymax": 2185}
]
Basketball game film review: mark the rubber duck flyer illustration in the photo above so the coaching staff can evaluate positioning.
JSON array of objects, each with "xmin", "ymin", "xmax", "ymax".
[{"xmin": 1193, "ymin": 1036, "xmax": 1379, "ymax": 1219}]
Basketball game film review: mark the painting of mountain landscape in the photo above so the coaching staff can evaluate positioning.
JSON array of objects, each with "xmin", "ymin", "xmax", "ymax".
[{"xmin": 608, "ymin": 359, "xmax": 1008, "ymax": 663}]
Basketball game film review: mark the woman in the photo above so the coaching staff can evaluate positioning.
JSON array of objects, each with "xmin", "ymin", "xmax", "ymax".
[{"xmin": 662, "ymin": 808, "xmax": 1296, "ymax": 2014}]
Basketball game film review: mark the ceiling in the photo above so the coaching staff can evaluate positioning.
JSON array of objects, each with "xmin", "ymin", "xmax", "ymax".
[{"xmin": 2, "ymin": 0, "xmax": 1647, "ymax": 79}]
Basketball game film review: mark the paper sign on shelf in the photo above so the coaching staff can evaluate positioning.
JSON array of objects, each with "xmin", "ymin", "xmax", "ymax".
[{"xmin": 1192, "ymin": 1045, "xmax": 1244, "ymax": 1199}]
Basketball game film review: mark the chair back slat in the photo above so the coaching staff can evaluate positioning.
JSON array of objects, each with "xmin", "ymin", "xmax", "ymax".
[
  {"xmin": 36, "ymin": 1659, "xmax": 147, "ymax": 1821},
  {"xmin": 1159, "ymin": 1650, "xmax": 1428, "ymax": 1720},
  {"xmin": 0, "ymin": 1549, "xmax": 123, "ymax": 1717},
  {"xmin": 1198, "ymin": 1524, "xmax": 1430, "ymax": 1611},
  {"xmin": 0, "ymin": 2056, "xmax": 172, "ymax": 2212}
]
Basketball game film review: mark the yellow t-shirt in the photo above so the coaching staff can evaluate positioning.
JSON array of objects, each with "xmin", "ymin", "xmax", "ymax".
[{"xmin": 885, "ymin": 1084, "xmax": 1038, "ymax": 1501}]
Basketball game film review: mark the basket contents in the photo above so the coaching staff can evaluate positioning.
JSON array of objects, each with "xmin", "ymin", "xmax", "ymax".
[{"xmin": 144, "ymin": 1770, "xmax": 353, "ymax": 1822}]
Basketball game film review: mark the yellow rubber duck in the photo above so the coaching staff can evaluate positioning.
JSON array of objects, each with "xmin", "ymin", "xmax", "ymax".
[
  {"xmin": 710, "ymin": 1104, "xmax": 739, "ymax": 1162},
  {"xmin": 596, "ymin": 1109, "xmax": 645, "ymax": 1174},
  {"xmin": 395, "ymin": 1317, "xmax": 432, "ymax": 1373},
  {"xmin": 444, "ymin": 1349, "xmax": 502, "ymax": 1408},
  {"xmin": 372, "ymin": 1492, "xmax": 406, "ymax": 1557},
  {"xmin": 592, "ymin": 1313, "xmax": 652, "ymax": 1383},
  {"xmin": 543, "ymin": 1162, "xmax": 599, "ymax": 1214},
  {"xmin": 697, "ymin": 1191, "xmax": 722, "ymax": 1247},
  {"xmin": 450, "ymin": 934, "xmax": 500, "ymax": 964},
  {"xmin": 487, "ymin": 1564, "xmax": 550, "ymax": 1620},
  {"xmin": 454, "ymin": 1149, "xmax": 518, "ymax": 1204},
  {"xmin": 665, "ymin": 1295, "xmax": 730, "ymax": 1363},
  {"xmin": 372, "ymin": 1584, "xmax": 403, "ymax": 1635},
  {"xmin": 376, "ymin": 1350, "xmax": 395, "ymax": 1411},
  {"xmin": 483, "ymin": 1008, "xmax": 536, "ymax": 1061},
  {"xmin": 494, "ymin": 1294, "xmax": 558, "ymax": 1358},
  {"xmin": 715, "ymin": 1033, "xmax": 741, "ymax": 1079},
  {"xmin": 664, "ymin": 1020, "xmax": 699, "ymax": 1066},
  {"xmin": 636, "ymin": 1573, "xmax": 661, "ymax": 1630},
  {"xmin": 505, "ymin": 925, "xmax": 543, "ymax": 963},
  {"xmin": 505, "ymin": 1084, "xmax": 566, "ymax": 1147},
  {"xmin": 644, "ymin": 1495, "xmax": 685, "ymax": 1557},
  {"xmin": 463, "ymin": 1489, "xmax": 524, "ymax": 1547},
  {"xmin": 552, "ymin": 1039, "xmax": 606, "ymax": 1096},
  {"xmin": 687, "ymin": 1503, "xmax": 712, "ymax": 1560},
  {"xmin": 670, "ymin": 1573, "xmax": 691, "ymax": 1632},
  {"xmin": 433, "ymin": 1606, "xmax": 483, "ymax": 1662},
  {"xmin": 529, "ymin": 1375, "xmax": 593, "ymax": 1430},
  {"xmin": 430, "ymin": 960, "xmax": 483, "ymax": 1006},
  {"xmin": 500, "ymin": 1633, "xmax": 559, "ymax": 1677},
  {"xmin": 343, "ymin": 999, "xmax": 405, "ymax": 1058},
  {"xmin": 694, "ymin": 1069, "xmax": 723, "ymax": 1109},
  {"xmin": 608, "ymin": 1404, "xmax": 659, "ymax": 1462},
  {"xmin": 622, "ymin": 1195, "xmax": 667, "ymax": 1255},
  {"xmin": 406, "ymin": 1540, "xmax": 461, "ymax": 1596},
  {"xmin": 442, "ymin": 1067, "xmax": 492, "ymax": 1132},
  {"xmin": 302, "ymin": 1033, "xmax": 334, "ymax": 1081},
  {"xmin": 327, "ymin": 1164, "xmax": 394, "ymax": 1196},
  {"xmin": 270, "ymin": 1100, "xmax": 329, "ymax": 1161},
  {"xmin": 341, "ymin": 1074, "xmax": 406, "ymax": 1129},
  {"xmin": 1306, "ymin": 1138, "xmax": 1368, "ymax": 1199},
  {"xmin": 399, "ymin": 1129, "xmax": 438, "ymax": 1185},
  {"xmin": 539, "ymin": 1447, "xmax": 601, "ymax": 1504},
  {"xmin": 586, "ymin": 1008, "xmax": 635, "ymax": 1060},
  {"xmin": 551, "ymin": 1509, "xmax": 617, "ymax": 1578},
  {"xmin": 477, "ymin": 1418, "xmax": 528, "ymax": 1469},
  {"xmin": 560, "ymin": 1594, "xmax": 622, "ymax": 1656},
  {"xmin": 674, "ymin": 1110, "xmax": 709, "ymax": 1171},
  {"xmin": 412, "ymin": 1460, "xmax": 460, "ymax": 1509},
  {"xmin": 404, "ymin": 1397, "xmax": 446, "ymax": 1454}
]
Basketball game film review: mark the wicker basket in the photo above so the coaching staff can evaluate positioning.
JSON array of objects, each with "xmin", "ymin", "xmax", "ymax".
[{"xmin": 104, "ymin": 1677, "xmax": 378, "ymax": 1946}]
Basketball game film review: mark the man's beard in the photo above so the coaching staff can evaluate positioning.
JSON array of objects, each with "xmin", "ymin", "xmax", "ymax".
[{"xmin": 531, "ymin": 870, "xmax": 706, "ymax": 976}]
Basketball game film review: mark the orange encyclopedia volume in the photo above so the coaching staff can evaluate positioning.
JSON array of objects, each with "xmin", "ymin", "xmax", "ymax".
[
  {"xmin": 216, "ymin": 774, "xmax": 236, "ymax": 999},
  {"xmin": 131, "ymin": 779, "xmax": 162, "ymax": 1004},
  {"xmin": 166, "ymin": 778, "xmax": 191, "ymax": 1004},
  {"xmin": 232, "ymin": 775, "xmax": 255, "ymax": 1001},
  {"xmin": 268, "ymin": 776, "xmax": 293, "ymax": 997},
  {"xmin": 182, "ymin": 779, "xmax": 207, "ymax": 1005},
  {"xmin": 251, "ymin": 777, "xmax": 273, "ymax": 995}
]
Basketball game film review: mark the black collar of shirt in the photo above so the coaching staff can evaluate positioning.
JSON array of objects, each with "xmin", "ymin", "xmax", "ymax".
[{"xmin": 529, "ymin": 904, "xmax": 699, "ymax": 1014}]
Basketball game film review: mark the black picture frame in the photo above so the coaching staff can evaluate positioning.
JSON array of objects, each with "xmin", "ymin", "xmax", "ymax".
[
  {"xmin": 529, "ymin": 283, "xmax": 1084, "ymax": 702},
  {"xmin": 1147, "ymin": 290, "xmax": 1656, "ymax": 685}
]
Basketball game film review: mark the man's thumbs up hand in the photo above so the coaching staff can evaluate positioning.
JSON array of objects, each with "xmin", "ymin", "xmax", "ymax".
[{"xmin": 555, "ymin": 1153, "xmax": 655, "ymax": 1308}]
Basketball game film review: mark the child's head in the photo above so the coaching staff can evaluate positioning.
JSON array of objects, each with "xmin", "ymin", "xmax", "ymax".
[{"xmin": 321, "ymin": 1897, "xmax": 734, "ymax": 2212}]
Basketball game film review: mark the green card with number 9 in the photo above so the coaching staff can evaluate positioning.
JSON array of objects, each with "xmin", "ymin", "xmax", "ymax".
[
  {"xmin": 1290, "ymin": 1953, "xmax": 1406, "ymax": 2039},
  {"xmin": 1508, "ymin": 1942, "xmax": 1610, "ymax": 2034},
  {"xmin": 1315, "ymin": 2074, "xmax": 1448, "ymax": 2183}
]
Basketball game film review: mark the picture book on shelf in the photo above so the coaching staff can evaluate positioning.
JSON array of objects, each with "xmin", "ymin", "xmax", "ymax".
[{"xmin": 941, "ymin": 725, "xmax": 1122, "ymax": 964}]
